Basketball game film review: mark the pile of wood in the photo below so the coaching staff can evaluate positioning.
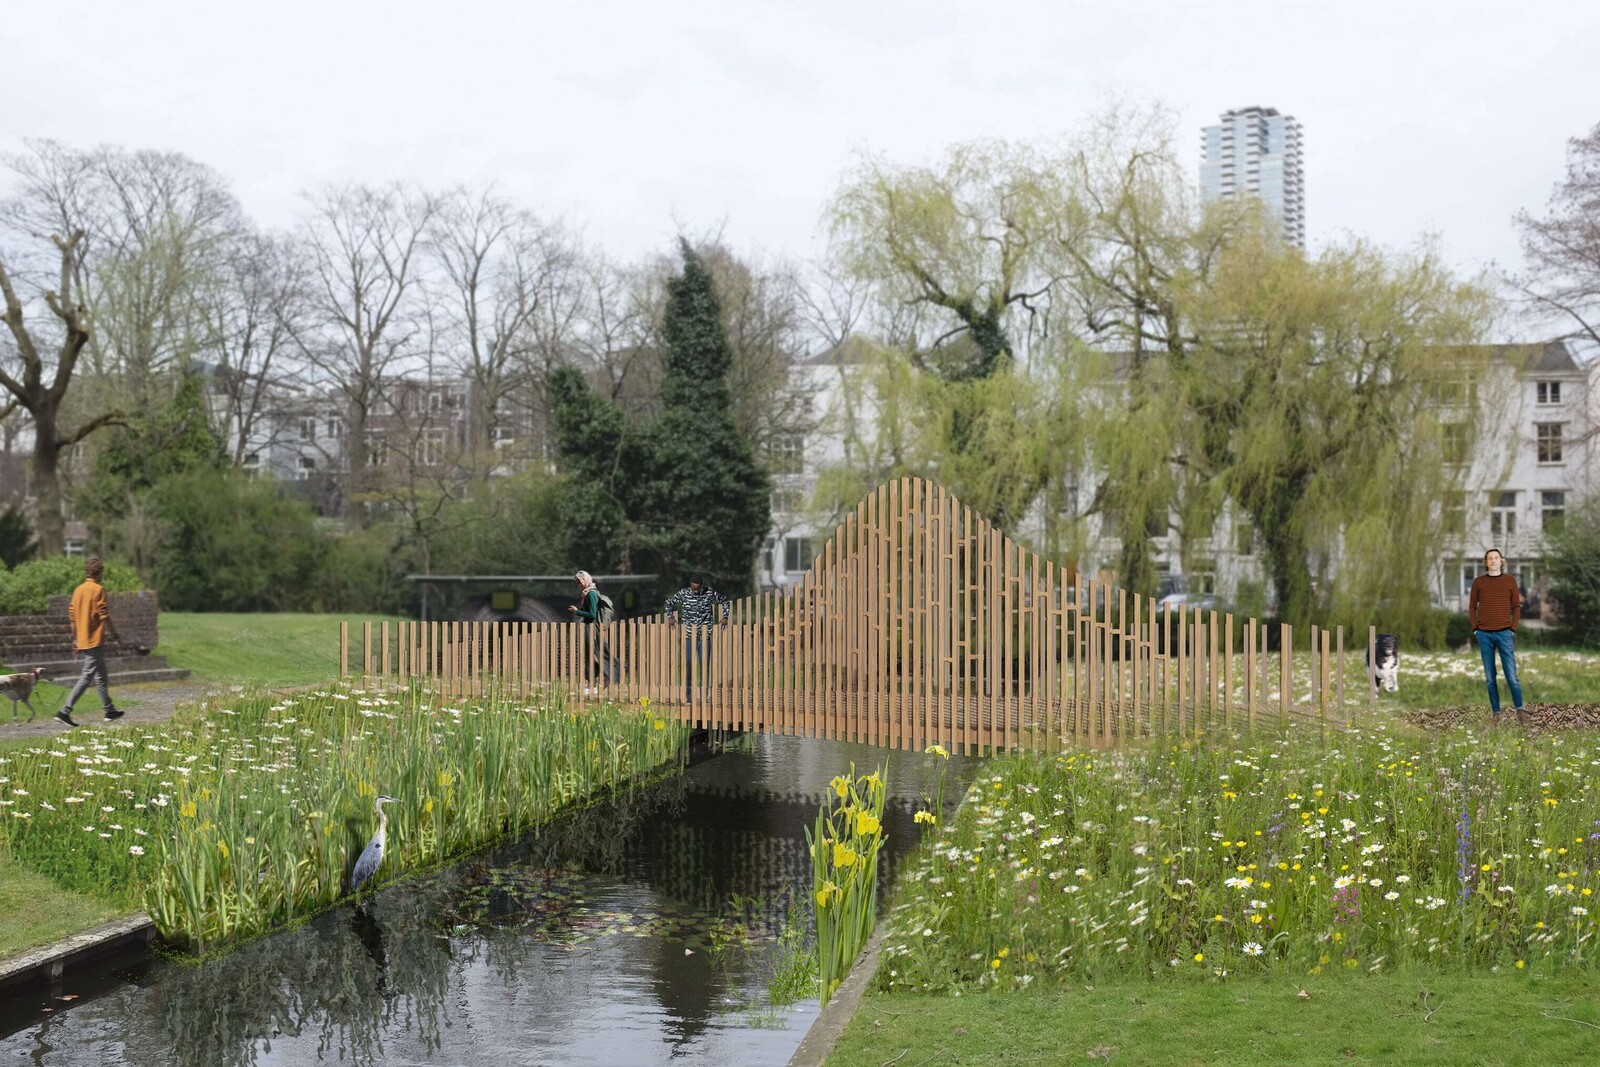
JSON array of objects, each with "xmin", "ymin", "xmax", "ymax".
[{"xmin": 1404, "ymin": 703, "xmax": 1600, "ymax": 731}]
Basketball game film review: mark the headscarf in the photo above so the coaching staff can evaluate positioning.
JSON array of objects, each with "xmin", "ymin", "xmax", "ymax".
[{"xmin": 575, "ymin": 571, "xmax": 597, "ymax": 595}]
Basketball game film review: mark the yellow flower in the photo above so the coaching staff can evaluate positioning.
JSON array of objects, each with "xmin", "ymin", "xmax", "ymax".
[
  {"xmin": 179, "ymin": 801, "xmax": 197, "ymax": 819},
  {"xmin": 997, "ymin": 947, "xmax": 1009, "ymax": 958},
  {"xmin": 1515, "ymin": 960, "xmax": 1526, "ymax": 969},
  {"xmin": 990, "ymin": 958, "xmax": 1001, "ymax": 969},
  {"xmin": 653, "ymin": 719, "xmax": 666, "ymax": 730},
  {"xmin": 816, "ymin": 880, "xmax": 839, "ymax": 907},
  {"xmin": 217, "ymin": 840, "xmax": 229, "ymax": 859},
  {"xmin": 925, "ymin": 744, "xmax": 950, "ymax": 760},
  {"xmin": 914, "ymin": 810, "xmax": 938, "ymax": 826},
  {"xmin": 830, "ymin": 776, "xmax": 850, "ymax": 800},
  {"xmin": 855, "ymin": 811, "xmax": 882, "ymax": 836},
  {"xmin": 639, "ymin": 696, "xmax": 652, "ymax": 708},
  {"xmin": 833, "ymin": 842, "xmax": 858, "ymax": 869},
  {"xmin": 1250, "ymin": 914, "xmax": 1263, "ymax": 925},
  {"xmin": 424, "ymin": 798, "xmax": 434, "ymax": 814},
  {"xmin": 1194, "ymin": 953, "xmax": 1204, "ymax": 963}
]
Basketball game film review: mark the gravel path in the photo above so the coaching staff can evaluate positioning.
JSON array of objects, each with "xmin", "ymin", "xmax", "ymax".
[{"xmin": 2, "ymin": 680, "xmax": 227, "ymax": 740}]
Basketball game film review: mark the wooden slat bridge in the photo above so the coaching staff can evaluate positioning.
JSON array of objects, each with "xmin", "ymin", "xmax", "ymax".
[{"xmin": 341, "ymin": 478, "xmax": 1380, "ymax": 753}]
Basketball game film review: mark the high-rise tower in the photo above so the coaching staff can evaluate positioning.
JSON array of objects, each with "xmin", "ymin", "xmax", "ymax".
[{"xmin": 1200, "ymin": 106, "xmax": 1305, "ymax": 248}]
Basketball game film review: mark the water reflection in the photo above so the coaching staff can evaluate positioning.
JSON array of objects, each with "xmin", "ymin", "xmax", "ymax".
[{"xmin": 0, "ymin": 736, "xmax": 978, "ymax": 1067}]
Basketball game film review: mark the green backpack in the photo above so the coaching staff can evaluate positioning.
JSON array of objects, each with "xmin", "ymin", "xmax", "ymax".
[{"xmin": 595, "ymin": 591, "xmax": 616, "ymax": 624}]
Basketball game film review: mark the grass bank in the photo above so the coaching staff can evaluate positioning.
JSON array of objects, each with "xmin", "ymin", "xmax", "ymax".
[
  {"xmin": 831, "ymin": 972, "xmax": 1600, "ymax": 1065},
  {"xmin": 153, "ymin": 611, "xmax": 407, "ymax": 688},
  {"xmin": 0, "ymin": 853, "xmax": 122, "ymax": 959},
  {"xmin": 0, "ymin": 684, "xmax": 687, "ymax": 951}
]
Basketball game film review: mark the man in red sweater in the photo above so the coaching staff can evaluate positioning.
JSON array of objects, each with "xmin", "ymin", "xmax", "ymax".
[{"xmin": 1468, "ymin": 548, "xmax": 1526, "ymax": 726}]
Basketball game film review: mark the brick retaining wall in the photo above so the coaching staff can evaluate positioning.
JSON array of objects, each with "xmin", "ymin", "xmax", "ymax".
[{"xmin": 0, "ymin": 591, "xmax": 162, "ymax": 663}]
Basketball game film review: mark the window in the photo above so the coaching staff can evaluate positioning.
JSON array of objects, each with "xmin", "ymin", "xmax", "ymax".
[
  {"xmin": 365, "ymin": 432, "xmax": 386, "ymax": 468},
  {"xmin": 1442, "ymin": 423, "xmax": 1469, "ymax": 466},
  {"xmin": 325, "ymin": 418, "xmax": 344, "ymax": 440},
  {"xmin": 1457, "ymin": 561, "xmax": 1478, "ymax": 599},
  {"xmin": 1190, "ymin": 561, "xmax": 1217, "ymax": 595},
  {"xmin": 1489, "ymin": 491, "xmax": 1517, "ymax": 539},
  {"xmin": 300, "ymin": 417, "xmax": 316, "ymax": 442},
  {"xmin": 1433, "ymin": 374, "xmax": 1477, "ymax": 408},
  {"xmin": 1442, "ymin": 491, "xmax": 1466, "ymax": 536},
  {"xmin": 1536, "ymin": 381, "xmax": 1562, "ymax": 405},
  {"xmin": 63, "ymin": 537, "xmax": 85, "ymax": 557},
  {"xmin": 1234, "ymin": 518, "xmax": 1255, "ymax": 556},
  {"xmin": 1542, "ymin": 490, "xmax": 1566, "ymax": 535},
  {"xmin": 783, "ymin": 536, "xmax": 813, "ymax": 572},
  {"xmin": 242, "ymin": 452, "xmax": 261, "ymax": 478},
  {"xmin": 428, "ymin": 391, "xmax": 443, "ymax": 414},
  {"xmin": 420, "ymin": 430, "xmax": 447, "ymax": 467},
  {"xmin": 296, "ymin": 455, "xmax": 316, "ymax": 481},
  {"xmin": 769, "ymin": 435, "xmax": 804, "ymax": 476},
  {"xmin": 772, "ymin": 487, "xmax": 803, "ymax": 514},
  {"xmin": 1535, "ymin": 423, "xmax": 1563, "ymax": 464}
]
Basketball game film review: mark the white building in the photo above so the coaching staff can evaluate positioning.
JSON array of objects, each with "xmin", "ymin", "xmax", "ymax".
[{"xmin": 1201, "ymin": 106, "xmax": 1306, "ymax": 250}]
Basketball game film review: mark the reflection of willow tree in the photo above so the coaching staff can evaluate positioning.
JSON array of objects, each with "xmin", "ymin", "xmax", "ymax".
[{"xmin": 125, "ymin": 885, "xmax": 453, "ymax": 1067}]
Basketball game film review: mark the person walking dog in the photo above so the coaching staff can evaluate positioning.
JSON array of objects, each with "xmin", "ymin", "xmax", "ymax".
[
  {"xmin": 57, "ymin": 557, "xmax": 123, "ymax": 728},
  {"xmin": 1469, "ymin": 548, "xmax": 1528, "ymax": 727}
]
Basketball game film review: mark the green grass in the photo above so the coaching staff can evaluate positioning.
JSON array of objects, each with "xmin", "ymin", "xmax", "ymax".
[
  {"xmin": 831, "ymin": 972, "xmax": 1600, "ymax": 1065},
  {"xmin": 153, "ymin": 612, "xmax": 407, "ymax": 688},
  {"xmin": 0, "ymin": 853, "xmax": 123, "ymax": 958}
]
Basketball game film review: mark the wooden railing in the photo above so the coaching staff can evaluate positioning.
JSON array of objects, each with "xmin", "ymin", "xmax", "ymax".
[{"xmin": 341, "ymin": 477, "xmax": 1379, "ymax": 752}]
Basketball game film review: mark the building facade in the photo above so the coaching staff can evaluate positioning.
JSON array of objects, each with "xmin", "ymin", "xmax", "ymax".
[
  {"xmin": 1201, "ymin": 106, "xmax": 1306, "ymax": 249},
  {"xmin": 770, "ymin": 340, "xmax": 1599, "ymax": 614}
]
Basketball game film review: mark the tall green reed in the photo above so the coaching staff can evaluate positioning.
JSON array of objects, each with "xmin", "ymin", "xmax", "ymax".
[{"xmin": 0, "ymin": 684, "xmax": 686, "ymax": 952}]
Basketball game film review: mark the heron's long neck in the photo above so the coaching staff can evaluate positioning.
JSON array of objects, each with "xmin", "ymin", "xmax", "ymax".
[{"xmin": 376, "ymin": 808, "xmax": 388, "ymax": 845}]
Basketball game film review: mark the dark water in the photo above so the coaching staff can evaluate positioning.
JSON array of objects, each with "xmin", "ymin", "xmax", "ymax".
[{"xmin": 0, "ymin": 736, "xmax": 976, "ymax": 1067}]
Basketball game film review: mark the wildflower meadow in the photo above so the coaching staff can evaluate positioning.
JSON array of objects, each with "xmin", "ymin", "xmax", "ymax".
[
  {"xmin": 879, "ymin": 722, "xmax": 1600, "ymax": 991},
  {"xmin": 0, "ymin": 686, "xmax": 685, "ymax": 951}
]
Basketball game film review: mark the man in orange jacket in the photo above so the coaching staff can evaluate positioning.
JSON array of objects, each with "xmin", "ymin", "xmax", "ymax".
[{"xmin": 56, "ymin": 557, "xmax": 124, "ymax": 728}]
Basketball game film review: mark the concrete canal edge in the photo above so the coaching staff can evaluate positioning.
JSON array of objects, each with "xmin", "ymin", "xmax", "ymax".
[
  {"xmin": 787, "ymin": 925, "xmax": 890, "ymax": 1067},
  {"xmin": 0, "ymin": 913, "xmax": 158, "ymax": 996}
]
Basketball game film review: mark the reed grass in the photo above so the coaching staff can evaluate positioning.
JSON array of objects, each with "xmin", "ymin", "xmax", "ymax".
[
  {"xmin": 809, "ymin": 764, "xmax": 888, "ymax": 1005},
  {"xmin": 0, "ymin": 684, "xmax": 685, "ymax": 951}
]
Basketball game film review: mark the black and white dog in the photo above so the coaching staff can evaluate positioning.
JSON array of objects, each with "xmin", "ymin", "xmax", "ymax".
[{"xmin": 1366, "ymin": 634, "xmax": 1399, "ymax": 693}]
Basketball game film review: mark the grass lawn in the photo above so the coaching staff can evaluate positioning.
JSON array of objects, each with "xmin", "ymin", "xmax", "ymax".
[
  {"xmin": 153, "ymin": 611, "xmax": 407, "ymax": 688},
  {"xmin": 0, "ymin": 854, "xmax": 123, "ymax": 959},
  {"xmin": 831, "ymin": 972, "xmax": 1600, "ymax": 1065}
]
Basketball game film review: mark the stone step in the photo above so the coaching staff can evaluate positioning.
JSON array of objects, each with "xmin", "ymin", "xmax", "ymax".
[{"xmin": 4, "ymin": 656, "xmax": 177, "ymax": 676}]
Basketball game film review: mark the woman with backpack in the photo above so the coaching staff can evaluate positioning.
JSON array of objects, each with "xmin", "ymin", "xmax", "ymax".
[{"xmin": 568, "ymin": 570, "xmax": 618, "ymax": 691}]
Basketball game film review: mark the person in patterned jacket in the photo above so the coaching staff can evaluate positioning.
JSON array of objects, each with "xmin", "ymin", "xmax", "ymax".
[{"xmin": 665, "ymin": 573, "xmax": 729, "ymax": 703}]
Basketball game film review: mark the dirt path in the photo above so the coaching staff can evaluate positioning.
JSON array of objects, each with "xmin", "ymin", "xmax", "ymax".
[{"xmin": 3, "ymin": 679, "xmax": 225, "ymax": 740}]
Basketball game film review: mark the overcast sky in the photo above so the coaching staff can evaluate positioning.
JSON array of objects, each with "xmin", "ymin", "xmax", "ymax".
[{"xmin": 5, "ymin": 0, "xmax": 1597, "ymax": 308}]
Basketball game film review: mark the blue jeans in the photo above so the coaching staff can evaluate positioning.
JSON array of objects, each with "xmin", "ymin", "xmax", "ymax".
[
  {"xmin": 1474, "ymin": 629, "xmax": 1523, "ymax": 715},
  {"xmin": 683, "ymin": 628, "xmax": 710, "ymax": 702}
]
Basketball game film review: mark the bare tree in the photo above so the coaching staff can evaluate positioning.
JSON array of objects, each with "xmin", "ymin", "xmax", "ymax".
[
  {"xmin": 298, "ymin": 182, "xmax": 438, "ymax": 519},
  {"xmin": 429, "ymin": 186, "xmax": 577, "ymax": 477},
  {"xmin": 2, "ymin": 141, "xmax": 242, "ymax": 410},
  {"xmin": 202, "ymin": 229, "xmax": 312, "ymax": 464},
  {"xmin": 1513, "ymin": 121, "xmax": 1600, "ymax": 352},
  {"xmin": 0, "ymin": 226, "xmax": 115, "ymax": 553}
]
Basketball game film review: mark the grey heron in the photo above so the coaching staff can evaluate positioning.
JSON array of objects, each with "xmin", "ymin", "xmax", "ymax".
[{"xmin": 350, "ymin": 795, "xmax": 398, "ymax": 893}]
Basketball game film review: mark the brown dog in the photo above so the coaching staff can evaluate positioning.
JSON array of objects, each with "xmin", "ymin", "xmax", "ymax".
[{"xmin": 1, "ymin": 668, "xmax": 48, "ymax": 723}]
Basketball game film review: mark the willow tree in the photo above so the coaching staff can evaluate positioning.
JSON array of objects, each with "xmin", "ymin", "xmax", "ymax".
[
  {"xmin": 1173, "ymin": 217, "xmax": 1496, "ymax": 635},
  {"xmin": 825, "ymin": 140, "xmax": 1072, "ymax": 532}
]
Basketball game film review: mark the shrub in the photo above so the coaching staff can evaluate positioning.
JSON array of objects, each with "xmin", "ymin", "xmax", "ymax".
[
  {"xmin": 1545, "ymin": 497, "xmax": 1600, "ymax": 647},
  {"xmin": 0, "ymin": 556, "xmax": 143, "ymax": 615}
]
